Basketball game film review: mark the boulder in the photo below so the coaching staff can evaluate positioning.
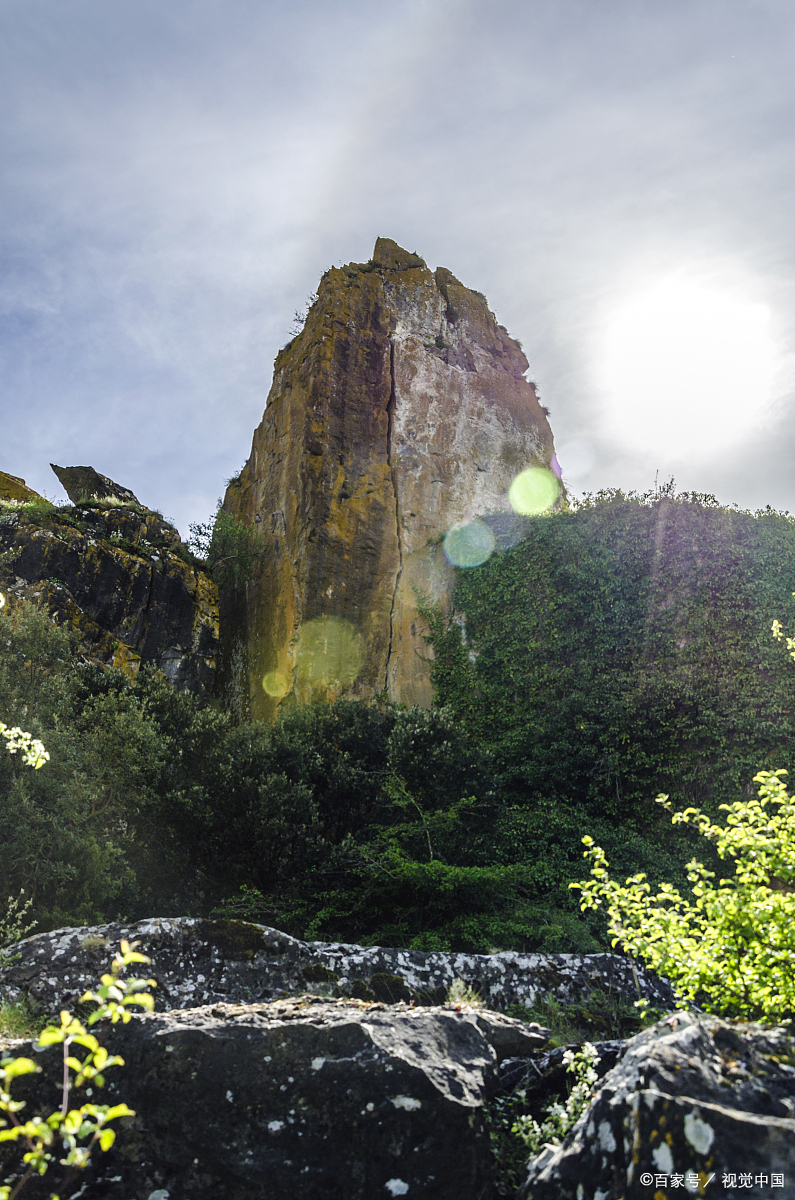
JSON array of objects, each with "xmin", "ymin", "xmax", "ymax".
[
  {"xmin": 0, "ymin": 917, "xmax": 675, "ymax": 1018},
  {"xmin": 221, "ymin": 237, "xmax": 561, "ymax": 720},
  {"xmin": 0, "ymin": 996, "xmax": 515, "ymax": 1200},
  {"xmin": 517, "ymin": 1011, "xmax": 795, "ymax": 1200},
  {"xmin": 0, "ymin": 496, "xmax": 218, "ymax": 695},
  {"xmin": 0, "ymin": 470, "xmax": 43, "ymax": 503},
  {"xmin": 50, "ymin": 463, "xmax": 142, "ymax": 506}
]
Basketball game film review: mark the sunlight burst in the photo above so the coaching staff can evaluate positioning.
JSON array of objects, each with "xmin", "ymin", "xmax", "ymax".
[{"xmin": 598, "ymin": 277, "xmax": 780, "ymax": 457}]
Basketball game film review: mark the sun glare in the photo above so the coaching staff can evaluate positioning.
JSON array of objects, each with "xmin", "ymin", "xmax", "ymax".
[{"xmin": 598, "ymin": 277, "xmax": 780, "ymax": 457}]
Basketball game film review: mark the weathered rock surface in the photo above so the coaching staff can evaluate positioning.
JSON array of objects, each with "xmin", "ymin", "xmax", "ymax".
[
  {"xmin": 0, "ymin": 470, "xmax": 43, "ymax": 503},
  {"xmin": 518, "ymin": 1012, "xmax": 795, "ymax": 1200},
  {"xmin": 0, "ymin": 917, "xmax": 675, "ymax": 1017},
  {"xmin": 50, "ymin": 463, "xmax": 142, "ymax": 506},
  {"xmin": 0, "ymin": 475, "xmax": 218, "ymax": 694},
  {"xmin": 0, "ymin": 996, "xmax": 508, "ymax": 1200},
  {"xmin": 222, "ymin": 237, "xmax": 560, "ymax": 720}
]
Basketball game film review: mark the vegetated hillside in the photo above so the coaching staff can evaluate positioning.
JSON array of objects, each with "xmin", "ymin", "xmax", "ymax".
[
  {"xmin": 4, "ymin": 487, "xmax": 795, "ymax": 957},
  {"xmin": 426, "ymin": 488, "xmax": 795, "ymax": 845}
]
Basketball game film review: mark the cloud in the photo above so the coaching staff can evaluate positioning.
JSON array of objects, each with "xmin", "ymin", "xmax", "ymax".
[{"xmin": 1, "ymin": 0, "xmax": 795, "ymax": 529}]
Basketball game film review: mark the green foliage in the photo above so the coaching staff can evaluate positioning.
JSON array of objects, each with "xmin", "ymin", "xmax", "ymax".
[
  {"xmin": 0, "ymin": 600, "xmax": 582, "ymax": 949},
  {"xmin": 0, "ymin": 599, "xmax": 193, "ymax": 929},
  {"xmin": 429, "ymin": 491, "xmax": 795, "ymax": 814},
  {"xmin": 505, "ymin": 987, "xmax": 646, "ymax": 1048},
  {"xmin": 159, "ymin": 699, "xmax": 556, "ymax": 951},
  {"xmin": 0, "ymin": 728, "xmax": 48, "ymax": 772},
  {"xmin": 0, "ymin": 895, "xmax": 36, "ymax": 969},
  {"xmin": 423, "ymin": 490, "xmax": 795, "ymax": 923},
  {"xmin": 511, "ymin": 1042, "xmax": 600, "ymax": 1154},
  {"xmin": 0, "ymin": 498, "xmax": 56, "ymax": 521},
  {"xmin": 572, "ymin": 770, "xmax": 795, "ymax": 1020},
  {"xmin": 488, "ymin": 1042, "xmax": 601, "ymax": 1194},
  {"xmin": 0, "ymin": 941, "xmax": 154, "ymax": 1200},
  {"xmin": 445, "ymin": 978, "xmax": 484, "ymax": 1008},
  {"xmin": 12, "ymin": 483, "xmax": 795, "ymax": 959},
  {"xmin": 0, "ymin": 999, "xmax": 41, "ymax": 1043},
  {"xmin": 188, "ymin": 502, "xmax": 267, "ymax": 591}
]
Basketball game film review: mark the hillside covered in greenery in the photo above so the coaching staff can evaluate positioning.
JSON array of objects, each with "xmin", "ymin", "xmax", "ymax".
[{"xmin": 2, "ymin": 489, "xmax": 795, "ymax": 956}]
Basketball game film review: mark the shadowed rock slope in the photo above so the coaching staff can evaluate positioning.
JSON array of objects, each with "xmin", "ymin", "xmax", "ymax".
[{"xmin": 222, "ymin": 237, "xmax": 559, "ymax": 720}]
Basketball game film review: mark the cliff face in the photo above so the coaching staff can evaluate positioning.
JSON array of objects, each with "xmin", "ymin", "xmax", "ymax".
[
  {"xmin": 0, "ymin": 475, "xmax": 218, "ymax": 695},
  {"xmin": 224, "ymin": 238, "xmax": 558, "ymax": 720}
]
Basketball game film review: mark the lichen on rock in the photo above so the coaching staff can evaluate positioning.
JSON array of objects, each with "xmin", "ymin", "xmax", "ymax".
[
  {"xmin": 0, "ymin": 465, "xmax": 219, "ymax": 695},
  {"xmin": 221, "ymin": 237, "xmax": 561, "ymax": 720}
]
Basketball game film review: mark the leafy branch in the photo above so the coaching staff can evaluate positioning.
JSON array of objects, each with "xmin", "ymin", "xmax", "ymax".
[{"xmin": 0, "ymin": 941, "xmax": 156, "ymax": 1199}]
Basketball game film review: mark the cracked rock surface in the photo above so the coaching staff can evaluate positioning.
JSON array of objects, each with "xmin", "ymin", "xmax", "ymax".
[
  {"xmin": 517, "ymin": 1012, "xmax": 795, "ymax": 1200},
  {"xmin": 1, "ymin": 996, "xmax": 515, "ymax": 1200},
  {"xmin": 221, "ymin": 236, "xmax": 560, "ymax": 720},
  {"xmin": 0, "ymin": 476, "xmax": 218, "ymax": 694}
]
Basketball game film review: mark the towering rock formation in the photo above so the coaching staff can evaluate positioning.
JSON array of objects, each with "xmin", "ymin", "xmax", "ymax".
[{"xmin": 223, "ymin": 238, "xmax": 559, "ymax": 720}]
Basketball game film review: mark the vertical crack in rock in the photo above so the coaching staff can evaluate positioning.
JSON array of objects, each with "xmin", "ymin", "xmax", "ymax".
[
  {"xmin": 220, "ymin": 238, "xmax": 560, "ymax": 717},
  {"xmin": 384, "ymin": 337, "xmax": 403, "ymax": 694}
]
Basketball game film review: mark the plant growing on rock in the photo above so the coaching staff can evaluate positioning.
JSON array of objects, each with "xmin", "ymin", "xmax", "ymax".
[
  {"xmin": 571, "ymin": 769, "xmax": 795, "ymax": 1020},
  {"xmin": 188, "ymin": 502, "xmax": 267, "ymax": 591},
  {"xmin": 488, "ymin": 1042, "xmax": 601, "ymax": 1194},
  {"xmin": 0, "ymin": 941, "xmax": 155, "ymax": 1199},
  {"xmin": 510, "ymin": 1042, "xmax": 600, "ymax": 1156},
  {"xmin": 0, "ymin": 895, "xmax": 35, "ymax": 970}
]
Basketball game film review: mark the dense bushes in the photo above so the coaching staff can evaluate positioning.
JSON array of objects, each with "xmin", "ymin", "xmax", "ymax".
[
  {"xmin": 4, "ymin": 489, "xmax": 795, "ymax": 954},
  {"xmin": 424, "ymin": 490, "xmax": 795, "ymax": 887},
  {"xmin": 0, "ymin": 599, "xmax": 597, "ymax": 950}
]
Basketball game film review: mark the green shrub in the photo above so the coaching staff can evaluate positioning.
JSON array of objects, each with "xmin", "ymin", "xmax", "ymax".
[{"xmin": 572, "ymin": 770, "xmax": 795, "ymax": 1020}]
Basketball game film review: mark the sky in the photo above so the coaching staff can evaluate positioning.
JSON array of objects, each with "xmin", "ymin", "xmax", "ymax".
[{"xmin": 2, "ymin": 0, "xmax": 795, "ymax": 535}]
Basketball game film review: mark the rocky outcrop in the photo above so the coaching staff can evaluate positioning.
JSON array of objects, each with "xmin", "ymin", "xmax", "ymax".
[
  {"xmin": 0, "ymin": 996, "xmax": 521, "ymax": 1200},
  {"xmin": 222, "ymin": 238, "xmax": 560, "ymax": 721},
  {"xmin": 0, "ymin": 471, "xmax": 43, "ymax": 503},
  {"xmin": 517, "ymin": 1012, "xmax": 795, "ymax": 1200},
  {"xmin": 0, "ymin": 917, "xmax": 675, "ymax": 1016},
  {"xmin": 0, "ymin": 469, "xmax": 218, "ymax": 694},
  {"xmin": 6, "ymin": 927, "xmax": 789, "ymax": 1200},
  {"xmin": 50, "ymin": 462, "xmax": 142, "ymax": 506}
]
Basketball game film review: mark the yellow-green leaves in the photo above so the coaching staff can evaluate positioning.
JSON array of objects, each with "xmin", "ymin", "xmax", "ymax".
[
  {"xmin": 80, "ymin": 939, "xmax": 156, "ymax": 1025},
  {"xmin": 0, "ymin": 942, "xmax": 153, "ymax": 1198},
  {"xmin": 571, "ymin": 771, "xmax": 795, "ymax": 1020}
]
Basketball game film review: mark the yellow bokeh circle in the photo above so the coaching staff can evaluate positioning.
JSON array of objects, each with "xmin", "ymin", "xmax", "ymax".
[
  {"xmin": 508, "ymin": 466, "xmax": 560, "ymax": 515},
  {"xmin": 262, "ymin": 670, "xmax": 289, "ymax": 698},
  {"xmin": 295, "ymin": 617, "xmax": 366, "ymax": 689}
]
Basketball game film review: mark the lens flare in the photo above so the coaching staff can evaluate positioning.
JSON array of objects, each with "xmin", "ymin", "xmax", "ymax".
[
  {"xmin": 443, "ymin": 519, "xmax": 496, "ymax": 568},
  {"xmin": 295, "ymin": 617, "xmax": 365, "ymax": 689},
  {"xmin": 508, "ymin": 467, "xmax": 560, "ymax": 515},
  {"xmin": 262, "ymin": 670, "xmax": 289, "ymax": 698}
]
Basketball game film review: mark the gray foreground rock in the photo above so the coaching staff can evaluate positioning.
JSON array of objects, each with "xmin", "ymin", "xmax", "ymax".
[
  {"xmin": 0, "ymin": 996, "xmax": 533, "ymax": 1200},
  {"xmin": 0, "ymin": 916, "xmax": 675, "ymax": 1016},
  {"xmin": 518, "ymin": 1011, "xmax": 795, "ymax": 1200}
]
